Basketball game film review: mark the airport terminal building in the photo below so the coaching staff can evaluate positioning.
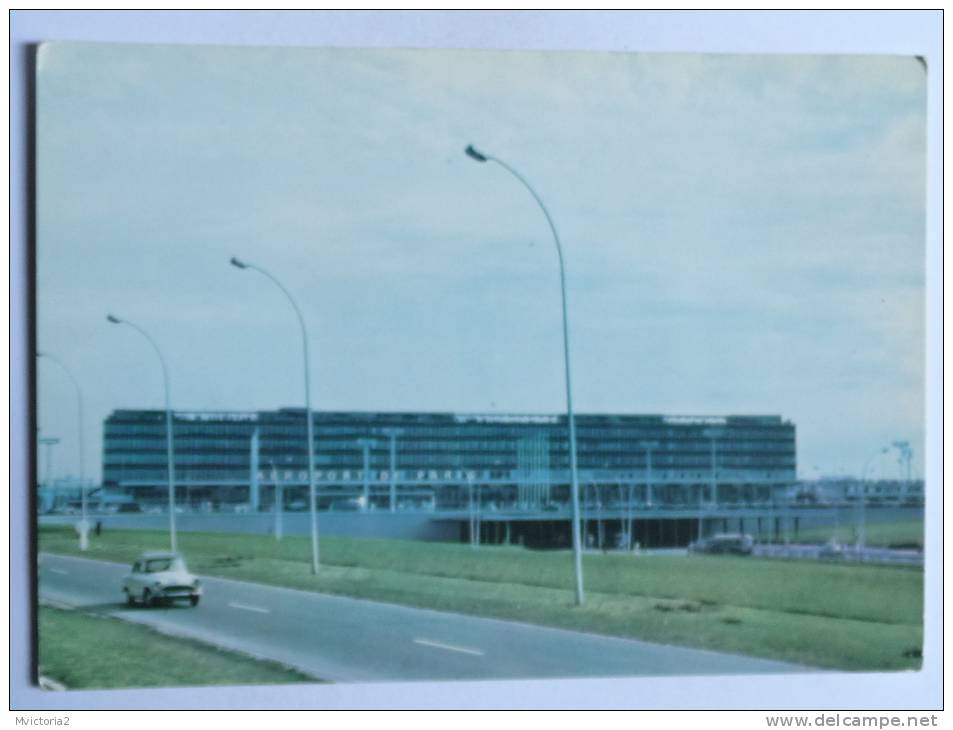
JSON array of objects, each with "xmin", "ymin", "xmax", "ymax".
[{"xmin": 103, "ymin": 409, "xmax": 796, "ymax": 526}]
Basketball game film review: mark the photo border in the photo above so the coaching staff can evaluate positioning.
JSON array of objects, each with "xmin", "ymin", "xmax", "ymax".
[{"xmin": 9, "ymin": 9, "xmax": 943, "ymax": 710}]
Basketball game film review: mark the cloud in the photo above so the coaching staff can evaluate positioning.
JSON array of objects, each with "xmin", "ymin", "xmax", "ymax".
[{"xmin": 36, "ymin": 43, "xmax": 926, "ymax": 481}]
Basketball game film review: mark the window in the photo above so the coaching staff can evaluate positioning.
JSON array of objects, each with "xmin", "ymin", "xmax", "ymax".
[{"xmin": 144, "ymin": 557, "xmax": 184, "ymax": 573}]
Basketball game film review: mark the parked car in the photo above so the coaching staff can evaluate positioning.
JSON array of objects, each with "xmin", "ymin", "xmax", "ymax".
[
  {"xmin": 689, "ymin": 533, "xmax": 754, "ymax": 556},
  {"xmin": 122, "ymin": 552, "xmax": 202, "ymax": 607}
]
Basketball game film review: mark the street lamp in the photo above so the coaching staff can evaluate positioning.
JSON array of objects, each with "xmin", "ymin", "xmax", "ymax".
[
  {"xmin": 465, "ymin": 144, "xmax": 585, "ymax": 605},
  {"xmin": 106, "ymin": 314, "xmax": 177, "ymax": 552},
  {"xmin": 37, "ymin": 353, "xmax": 87, "ymax": 549},
  {"xmin": 229, "ymin": 257, "xmax": 320, "ymax": 574}
]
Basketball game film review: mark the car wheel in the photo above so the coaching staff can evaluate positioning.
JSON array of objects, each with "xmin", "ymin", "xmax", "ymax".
[
  {"xmin": 190, "ymin": 595, "xmax": 200, "ymax": 607},
  {"xmin": 143, "ymin": 588, "xmax": 155, "ymax": 607},
  {"xmin": 125, "ymin": 590, "xmax": 136, "ymax": 607}
]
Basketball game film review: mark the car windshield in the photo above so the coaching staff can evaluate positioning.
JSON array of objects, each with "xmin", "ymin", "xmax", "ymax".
[{"xmin": 143, "ymin": 558, "xmax": 185, "ymax": 573}]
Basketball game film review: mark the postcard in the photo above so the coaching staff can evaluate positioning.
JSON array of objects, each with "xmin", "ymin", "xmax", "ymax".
[{"xmin": 34, "ymin": 41, "xmax": 926, "ymax": 695}]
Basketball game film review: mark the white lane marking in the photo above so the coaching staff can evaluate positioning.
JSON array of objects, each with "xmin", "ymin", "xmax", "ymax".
[
  {"xmin": 413, "ymin": 638, "xmax": 484, "ymax": 656},
  {"xmin": 228, "ymin": 601, "xmax": 270, "ymax": 614},
  {"xmin": 49, "ymin": 568, "xmax": 69, "ymax": 575}
]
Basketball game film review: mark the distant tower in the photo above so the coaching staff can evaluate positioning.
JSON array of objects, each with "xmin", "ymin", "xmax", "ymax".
[
  {"xmin": 39, "ymin": 436, "xmax": 60, "ymax": 487},
  {"xmin": 38, "ymin": 435, "xmax": 60, "ymax": 513},
  {"xmin": 892, "ymin": 441, "xmax": 913, "ymax": 498}
]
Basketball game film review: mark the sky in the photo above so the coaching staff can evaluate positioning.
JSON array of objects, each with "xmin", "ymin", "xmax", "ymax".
[{"xmin": 35, "ymin": 43, "xmax": 927, "ymax": 483}]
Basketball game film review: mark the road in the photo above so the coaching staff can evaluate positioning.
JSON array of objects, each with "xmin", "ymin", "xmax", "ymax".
[
  {"xmin": 753, "ymin": 543, "xmax": 923, "ymax": 565},
  {"xmin": 39, "ymin": 553, "xmax": 803, "ymax": 682}
]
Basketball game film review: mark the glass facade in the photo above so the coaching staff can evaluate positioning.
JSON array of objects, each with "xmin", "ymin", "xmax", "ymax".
[{"xmin": 103, "ymin": 408, "xmax": 796, "ymax": 511}]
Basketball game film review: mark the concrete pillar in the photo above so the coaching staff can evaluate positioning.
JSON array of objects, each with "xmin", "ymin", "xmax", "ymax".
[
  {"xmin": 249, "ymin": 428, "xmax": 260, "ymax": 512},
  {"xmin": 273, "ymin": 464, "xmax": 283, "ymax": 541},
  {"xmin": 388, "ymin": 434, "xmax": 397, "ymax": 512}
]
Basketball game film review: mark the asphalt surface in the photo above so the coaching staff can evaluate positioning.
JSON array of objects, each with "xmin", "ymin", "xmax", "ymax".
[
  {"xmin": 39, "ymin": 552, "xmax": 804, "ymax": 682},
  {"xmin": 753, "ymin": 543, "xmax": 923, "ymax": 565}
]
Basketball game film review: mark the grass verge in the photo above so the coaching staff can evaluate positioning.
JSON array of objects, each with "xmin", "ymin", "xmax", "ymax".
[
  {"xmin": 775, "ymin": 519, "xmax": 924, "ymax": 550},
  {"xmin": 40, "ymin": 525, "xmax": 923, "ymax": 672},
  {"xmin": 38, "ymin": 605, "xmax": 318, "ymax": 689}
]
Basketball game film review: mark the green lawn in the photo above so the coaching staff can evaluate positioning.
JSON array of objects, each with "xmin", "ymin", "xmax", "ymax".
[
  {"xmin": 769, "ymin": 519, "xmax": 924, "ymax": 550},
  {"xmin": 38, "ymin": 605, "xmax": 317, "ymax": 689},
  {"xmin": 39, "ymin": 525, "xmax": 924, "ymax": 672}
]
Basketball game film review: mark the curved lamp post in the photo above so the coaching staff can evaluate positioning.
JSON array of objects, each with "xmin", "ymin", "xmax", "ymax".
[
  {"xmin": 37, "ymin": 352, "xmax": 88, "ymax": 550},
  {"xmin": 106, "ymin": 314, "xmax": 177, "ymax": 552},
  {"xmin": 464, "ymin": 144, "xmax": 585, "ymax": 605},
  {"xmin": 230, "ymin": 257, "xmax": 320, "ymax": 574}
]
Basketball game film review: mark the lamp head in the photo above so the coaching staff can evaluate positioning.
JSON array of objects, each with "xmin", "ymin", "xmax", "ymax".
[
  {"xmin": 230, "ymin": 256, "xmax": 249, "ymax": 270},
  {"xmin": 465, "ymin": 145, "xmax": 488, "ymax": 163},
  {"xmin": 106, "ymin": 314, "xmax": 121, "ymax": 324}
]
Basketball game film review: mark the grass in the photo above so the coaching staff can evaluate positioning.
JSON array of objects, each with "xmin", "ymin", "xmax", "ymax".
[
  {"xmin": 38, "ymin": 605, "xmax": 318, "ymax": 689},
  {"xmin": 769, "ymin": 519, "xmax": 924, "ymax": 550},
  {"xmin": 39, "ymin": 525, "xmax": 924, "ymax": 672}
]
